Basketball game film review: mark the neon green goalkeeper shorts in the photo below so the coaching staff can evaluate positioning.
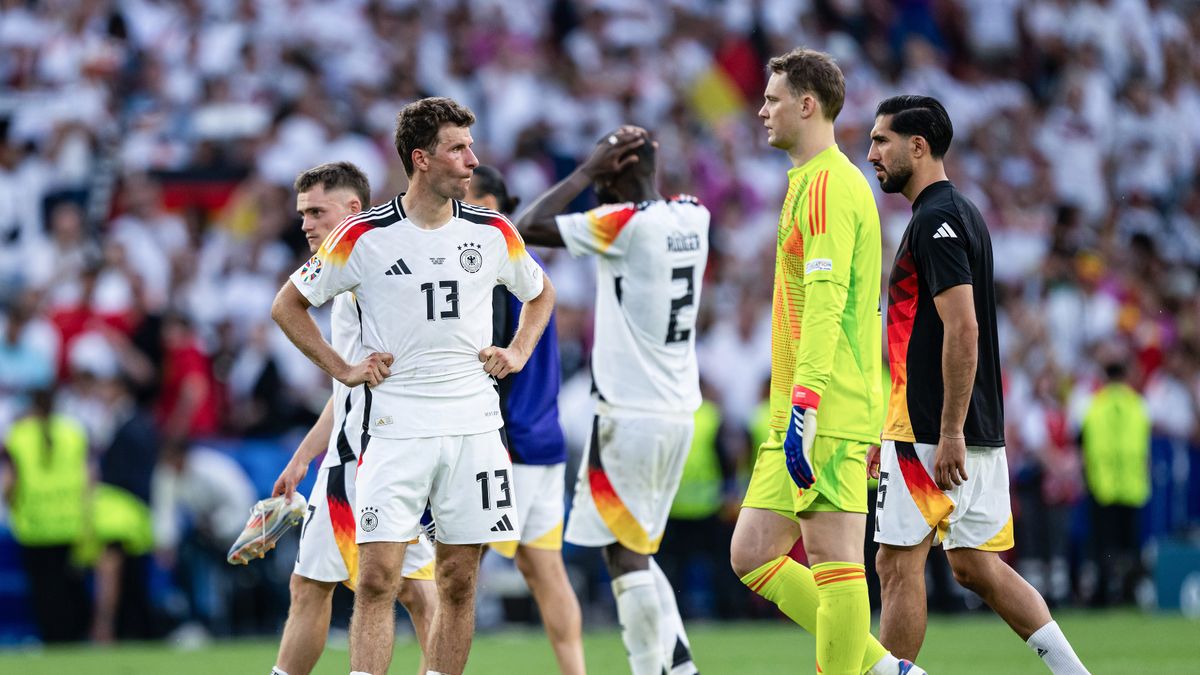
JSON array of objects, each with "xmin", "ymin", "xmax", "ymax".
[{"xmin": 742, "ymin": 429, "xmax": 870, "ymax": 519}]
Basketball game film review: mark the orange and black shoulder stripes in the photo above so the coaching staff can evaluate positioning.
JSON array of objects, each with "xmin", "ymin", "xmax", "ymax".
[
  {"xmin": 807, "ymin": 170, "xmax": 830, "ymax": 237},
  {"xmin": 318, "ymin": 200, "xmax": 401, "ymax": 266},
  {"xmin": 459, "ymin": 202, "xmax": 527, "ymax": 260},
  {"xmin": 586, "ymin": 202, "xmax": 638, "ymax": 252}
]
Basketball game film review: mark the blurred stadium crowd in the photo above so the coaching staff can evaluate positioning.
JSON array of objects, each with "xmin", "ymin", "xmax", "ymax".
[{"xmin": 1, "ymin": 0, "xmax": 1199, "ymax": 645}]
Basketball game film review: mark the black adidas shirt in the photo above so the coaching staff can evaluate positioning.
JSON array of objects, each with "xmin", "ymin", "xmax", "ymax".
[{"xmin": 883, "ymin": 181, "xmax": 1005, "ymax": 447}]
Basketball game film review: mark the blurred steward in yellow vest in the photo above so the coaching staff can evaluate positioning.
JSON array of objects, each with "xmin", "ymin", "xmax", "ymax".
[
  {"xmin": 1080, "ymin": 360, "xmax": 1150, "ymax": 607},
  {"xmin": 2, "ymin": 388, "xmax": 91, "ymax": 642}
]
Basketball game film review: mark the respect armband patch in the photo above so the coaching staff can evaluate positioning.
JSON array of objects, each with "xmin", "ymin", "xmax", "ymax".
[{"xmin": 805, "ymin": 258, "xmax": 833, "ymax": 274}]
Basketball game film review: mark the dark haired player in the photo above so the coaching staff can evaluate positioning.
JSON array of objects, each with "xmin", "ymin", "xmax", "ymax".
[
  {"xmin": 518, "ymin": 126, "xmax": 707, "ymax": 675},
  {"xmin": 868, "ymin": 95, "xmax": 1089, "ymax": 674}
]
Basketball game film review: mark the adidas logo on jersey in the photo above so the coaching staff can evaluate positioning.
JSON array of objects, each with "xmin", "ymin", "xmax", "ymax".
[
  {"xmin": 490, "ymin": 514, "xmax": 515, "ymax": 533},
  {"xmin": 932, "ymin": 222, "xmax": 957, "ymax": 239},
  {"xmin": 384, "ymin": 258, "xmax": 412, "ymax": 275}
]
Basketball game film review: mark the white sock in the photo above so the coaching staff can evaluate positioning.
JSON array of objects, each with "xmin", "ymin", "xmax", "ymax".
[
  {"xmin": 612, "ymin": 570, "xmax": 664, "ymax": 675},
  {"xmin": 1027, "ymin": 621, "xmax": 1089, "ymax": 674},
  {"xmin": 270, "ymin": 668, "xmax": 290, "ymax": 675},
  {"xmin": 648, "ymin": 559, "xmax": 697, "ymax": 675},
  {"xmin": 867, "ymin": 652, "xmax": 900, "ymax": 675}
]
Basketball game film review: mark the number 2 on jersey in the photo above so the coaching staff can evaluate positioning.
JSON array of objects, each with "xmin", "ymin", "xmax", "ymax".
[
  {"xmin": 666, "ymin": 265, "xmax": 695, "ymax": 344},
  {"xmin": 420, "ymin": 280, "xmax": 460, "ymax": 321}
]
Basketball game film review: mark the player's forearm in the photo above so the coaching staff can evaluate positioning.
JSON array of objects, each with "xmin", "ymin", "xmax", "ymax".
[
  {"xmin": 508, "ymin": 275, "xmax": 556, "ymax": 358},
  {"xmin": 515, "ymin": 170, "xmax": 592, "ymax": 247},
  {"xmin": 792, "ymin": 280, "xmax": 850, "ymax": 398},
  {"xmin": 271, "ymin": 281, "xmax": 351, "ymax": 383},
  {"xmin": 940, "ymin": 322, "xmax": 978, "ymax": 436},
  {"xmin": 291, "ymin": 395, "xmax": 336, "ymax": 467}
]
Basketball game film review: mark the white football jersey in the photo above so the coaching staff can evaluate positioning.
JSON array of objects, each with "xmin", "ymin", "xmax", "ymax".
[
  {"xmin": 290, "ymin": 197, "xmax": 544, "ymax": 440},
  {"xmin": 555, "ymin": 196, "xmax": 709, "ymax": 414}
]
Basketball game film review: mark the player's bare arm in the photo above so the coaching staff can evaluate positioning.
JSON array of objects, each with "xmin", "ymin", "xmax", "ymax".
[
  {"xmin": 271, "ymin": 395, "xmax": 335, "ymax": 498},
  {"xmin": 271, "ymin": 280, "xmax": 394, "ymax": 387},
  {"xmin": 515, "ymin": 126, "xmax": 646, "ymax": 247},
  {"xmin": 932, "ymin": 283, "xmax": 977, "ymax": 490},
  {"xmin": 480, "ymin": 274, "xmax": 556, "ymax": 379}
]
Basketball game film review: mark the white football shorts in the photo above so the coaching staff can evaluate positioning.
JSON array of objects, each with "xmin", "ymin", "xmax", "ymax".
[
  {"xmin": 565, "ymin": 410, "xmax": 693, "ymax": 555},
  {"xmin": 489, "ymin": 462, "xmax": 566, "ymax": 558},
  {"xmin": 873, "ymin": 440, "xmax": 1014, "ymax": 551},
  {"xmin": 294, "ymin": 461, "xmax": 435, "ymax": 588},
  {"xmin": 356, "ymin": 430, "xmax": 520, "ymax": 546}
]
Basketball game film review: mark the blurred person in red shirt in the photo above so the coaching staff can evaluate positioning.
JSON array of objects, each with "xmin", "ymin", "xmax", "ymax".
[{"xmin": 156, "ymin": 313, "xmax": 222, "ymax": 441}]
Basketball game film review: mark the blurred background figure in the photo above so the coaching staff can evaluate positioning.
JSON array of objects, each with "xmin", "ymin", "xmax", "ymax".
[
  {"xmin": 1, "ymin": 388, "xmax": 90, "ymax": 642},
  {"xmin": 1080, "ymin": 359, "xmax": 1151, "ymax": 607},
  {"xmin": 151, "ymin": 439, "xmax": 256, "ymax": 636}
]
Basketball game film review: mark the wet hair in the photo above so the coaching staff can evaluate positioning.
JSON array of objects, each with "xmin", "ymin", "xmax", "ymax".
[
  {"xmin": 393, "ymin": 97, "xmax": 476, "ymax": 176},
  {"xmin": 875, "ymin": 95, "xmax": 954, "ymax": 158},
  {"xmin": 293, "ymin": 161, "xmax": 371, "ymax": 206},
  {"xmin": 767, "ymin": 48, "xmax": 846, "ymax": 121},
  {"xmin": 471, "ymin": 165, "xmax": 520, "ymax": 214}
]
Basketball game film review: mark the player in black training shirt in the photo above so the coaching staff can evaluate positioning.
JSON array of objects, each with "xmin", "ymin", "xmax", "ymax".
[{"xmin": 866, "ymin": 96, "xmax": 1090, "ymax": 674}]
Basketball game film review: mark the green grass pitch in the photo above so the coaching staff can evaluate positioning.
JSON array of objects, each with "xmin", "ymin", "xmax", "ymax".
[{"xmin": 1, "ymin": 611, "xmax": 1195, "ymax": 674}]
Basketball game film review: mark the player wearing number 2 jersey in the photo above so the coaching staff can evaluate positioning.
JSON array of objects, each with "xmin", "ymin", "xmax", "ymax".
[
  {"xmin": 272, "ymin": 97, "xmax": 556, "ymax": 675},
  {"xmin": 518, "ymin": 126, "xmax": 707, "ymax": 675}
]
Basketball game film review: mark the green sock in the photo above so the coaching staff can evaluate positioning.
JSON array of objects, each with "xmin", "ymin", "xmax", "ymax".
[{"xmin": 740, "ymin": 556, "xmax": 888, "ymax": 674}]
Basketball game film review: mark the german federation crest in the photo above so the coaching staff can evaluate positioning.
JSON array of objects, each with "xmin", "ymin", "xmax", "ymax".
[
  {"xmin": 300, "ymin": 255, "xmax": 323, "ymax": 283},
  {"xmin": 458, "ymin": 242, "xmax": 482, "ymax": 273},
  {"xmin": 360, "ymin": 506, "xmax": 379, "ymax": 532}
]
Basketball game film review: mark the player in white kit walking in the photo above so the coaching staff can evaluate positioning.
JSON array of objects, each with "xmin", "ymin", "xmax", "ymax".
[
  {"xmin": 267, "ymin": 162, "xmax": 437, "ymax": 675},
  {"xmin": 517, "ymin": 126, "xmax": 709, "ymax": 675},
  {"xmin": 271, "ymin": 98, "xmax": 555, "ymax": 675}
]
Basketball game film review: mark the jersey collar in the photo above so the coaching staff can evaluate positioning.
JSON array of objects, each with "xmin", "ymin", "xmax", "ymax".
[
  {"xmin": 911, "ymin": 180, "xmax": 954, "ymax": 212},
  {"xmin": 788, "ymin": 144, "xmax": 840, "ymax": 179},
  {"xmin": 392, "ymin": 193, "xmax": 462, "ymax": 222}
]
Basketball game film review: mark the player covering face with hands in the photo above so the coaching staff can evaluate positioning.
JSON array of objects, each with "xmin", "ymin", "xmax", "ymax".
[{"xmin": 517, "ymin": 126, "xmax": 708, "ymax": 675}]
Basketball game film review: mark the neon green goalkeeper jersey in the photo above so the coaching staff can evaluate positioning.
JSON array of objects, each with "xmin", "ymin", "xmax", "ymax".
[{"xmin": 767, "ymin": 144, "xmax": 884, "ymax": 444}]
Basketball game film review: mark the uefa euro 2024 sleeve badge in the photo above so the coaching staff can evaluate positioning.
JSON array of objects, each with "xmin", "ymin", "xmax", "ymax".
[
  {"xmin": 458, "ymin": 242, "xmax": 482, "ymax": 273},
  {"xmin": 300, "ymin": 255, "xmax": 323, "ymax": 283}
]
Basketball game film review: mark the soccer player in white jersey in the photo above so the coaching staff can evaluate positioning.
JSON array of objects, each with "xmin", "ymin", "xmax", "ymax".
[
  {"xmin": 271, "ymin": 98, "xmax": 556, "ymax": 675},
  {"xmin": 267, "ymin": 162, "xmax": 437, "ymax": 675},
  {"xmin": 517, "ymin": 126, "xmax": 708, "ymax": 675}
]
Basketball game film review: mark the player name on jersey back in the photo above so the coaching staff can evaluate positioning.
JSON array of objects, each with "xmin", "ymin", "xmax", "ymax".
[
  {"xmin": 555, "ymin": 196, "xmax": 710, "ymax": 415},
  {"xmin": 290, "ymin": 198, "xmax": 544, "ymax": 440}
]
